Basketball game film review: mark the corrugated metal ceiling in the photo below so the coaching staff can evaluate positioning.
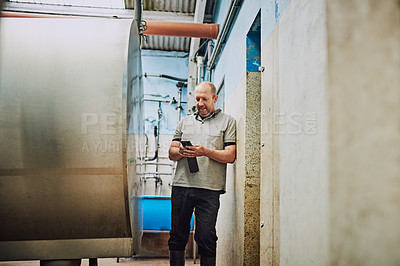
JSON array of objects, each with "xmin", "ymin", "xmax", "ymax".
[
  {"xmin": 143, "ymin": 0, "xmax": 196, "ymax": 13},
  {"xmin": 141, "ymin": 35, "xmax": 191, "ymax": 52}
]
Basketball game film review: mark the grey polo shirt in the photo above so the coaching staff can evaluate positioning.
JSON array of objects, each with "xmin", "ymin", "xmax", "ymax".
[{"xmin": 172, "ymin": 109, "xmax": 236, "ymax": 192}]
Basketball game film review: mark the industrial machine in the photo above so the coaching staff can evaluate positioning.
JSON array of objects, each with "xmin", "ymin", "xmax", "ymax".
[{"xmin": 0, "ymin": 18, "xmax": 144, "ymax": 262}]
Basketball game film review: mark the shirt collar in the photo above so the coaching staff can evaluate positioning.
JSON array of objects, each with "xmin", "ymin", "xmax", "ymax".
[{"xmin": 195, "ymin": 109, "xmax": 221, "ymax": 122}]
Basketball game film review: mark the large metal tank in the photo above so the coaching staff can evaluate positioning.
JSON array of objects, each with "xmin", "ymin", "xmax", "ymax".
[{"xmin": 0, "ymin": 18, "xmax": 144, "ymax": 260}]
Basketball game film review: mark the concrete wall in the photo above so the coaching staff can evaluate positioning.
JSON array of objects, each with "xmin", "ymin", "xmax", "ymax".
[
  {"xmin": 260, "ymin": 25, "xmax": 281, "ymax": 266},
  {"xmin": 260, "ymin": 0, "xmax": 330, "ymax": 265},
  {"xmin": 211, "ymin": 0, "xmax": 400, "ymax": 265},
  {"xmin": 214, "ymin": 1, "xmax": 293, "ymax": 265},
  {"xmin": 219, "ymin": 76, "xmax": 246, "ymax": 266},
  {"xmin": 219, "ymin": 73, "xmax": 262, "ymax": 266},
  {"xmin": 327, "ymin": 1, "xmax": 400, "ymax": 265}
]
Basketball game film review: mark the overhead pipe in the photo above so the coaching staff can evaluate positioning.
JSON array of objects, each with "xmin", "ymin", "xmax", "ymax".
[
  {"xmin": 143, "ymin": 73, "xmax": 187, "ymax": 121},
  {"xmin": 139, "ymin": 172, "xmax": 172, "ymax": 176},
  {"xmin": 144, "ymin": 73, "xmax": 187, "ymax": 82},
  {"xmin": 138, "ymin": 162, "xmax": 174, "ymax": 166},
  {"xmin": 142, "ymin": 21, "xmax": 219, "ymax": 39},
  {"xmin": 208, "ymin": 0, "xmax": 244, "ymax": 71}
]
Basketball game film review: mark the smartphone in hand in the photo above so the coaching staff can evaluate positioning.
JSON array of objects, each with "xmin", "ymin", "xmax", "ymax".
[
  {"xmin": 181, "ymin": 140, "xmax": 193, "ymax": 149},
  {"xmin": 180, "ymin": 141, "xmax": 199, "ymax": 173}
]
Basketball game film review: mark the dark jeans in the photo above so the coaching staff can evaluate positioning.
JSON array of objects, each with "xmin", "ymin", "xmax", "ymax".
[{"xmin": 168, "ymin": 186, "xmax": 220, "ymax": 257}]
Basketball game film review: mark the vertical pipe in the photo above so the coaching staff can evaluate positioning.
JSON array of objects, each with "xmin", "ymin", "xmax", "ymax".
[
  {"xmin": 177, "ymin": 86, "xmax": 182, "ymax": 121},
  {"xmin": 196, "ymin": 56, "xmax": 204, "ymax": 84},
  {"xmin": 156, "ymin": 102, "xmax": 162, "ymax": 173},
  {"xmin": 134, "ymin": 0, "xmax": 142, "ymax": 31},
  {"xmin": 0, "ymin": 0, "xmax": 4, "ymax": 16},
  {"xmin": 207, "ymin": 39, "xmax": 214, "ymax": 58},
  {"xmin": 155, "ymin": 103, "xmax": 162, "ymax": 195}
]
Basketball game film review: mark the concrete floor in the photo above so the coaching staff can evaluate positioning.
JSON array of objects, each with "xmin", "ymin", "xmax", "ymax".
[{"xmin": 0, "ymin": 258, "xmax": 197, "ymax": 266}]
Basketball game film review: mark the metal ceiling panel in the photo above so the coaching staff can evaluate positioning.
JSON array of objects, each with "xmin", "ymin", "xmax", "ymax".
[
  {"xmin": 143, "ymin": 0, "xmax": 196, "ymax": 14},
  {"xmin": 141, "ymin": 35, "xmax": 190, "ymax": 52}
]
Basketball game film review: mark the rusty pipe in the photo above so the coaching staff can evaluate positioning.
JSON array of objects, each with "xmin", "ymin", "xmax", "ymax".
[{"xmin": 143, "ymin": 21, "xmax": 219, "ymax": 39}]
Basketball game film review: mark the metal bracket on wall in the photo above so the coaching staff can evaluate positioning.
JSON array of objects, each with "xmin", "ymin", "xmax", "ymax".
[{"xmin": 139, "ymin": 20, "xmax": 149, "ymax": 44}]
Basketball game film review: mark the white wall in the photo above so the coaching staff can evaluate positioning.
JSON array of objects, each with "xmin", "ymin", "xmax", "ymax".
[
  {"xmin": 217, "ymin": 76, "xmax": 246, "ymax": 266},
  {"xmin": 327, "ymin": 0, "xmax": 400, "ymax": 265},
  {"xmin": 216, "ymin": 0, "xmax": 400, "ymax": 265},
  {"xmin": 272, "ymin": 0, "xmax": 329, "ymax": 264}
]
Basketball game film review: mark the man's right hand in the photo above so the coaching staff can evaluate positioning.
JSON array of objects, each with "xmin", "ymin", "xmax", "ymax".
[{"xmin": 168, "ymin": 140, "xmax": 184, "ymax": 161}]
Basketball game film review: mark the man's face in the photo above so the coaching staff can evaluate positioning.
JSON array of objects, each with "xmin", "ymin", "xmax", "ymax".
[{"xmin": 195, "ymin": 85, "xmax": 218, "ymax": 117}]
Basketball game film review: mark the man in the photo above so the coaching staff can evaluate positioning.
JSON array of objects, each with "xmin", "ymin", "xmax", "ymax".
[{"xmin": 168, "ymin": 81, "xmax": 236, "ymax": 266}]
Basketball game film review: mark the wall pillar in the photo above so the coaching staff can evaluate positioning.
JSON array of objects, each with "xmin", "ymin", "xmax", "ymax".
[
  {"xmin": 243, "ymin": 72, "xmax": 261, "ymax": 265},
  {"xmin": 260, "ymin": 24, "xmax": 280, "ymax": 266}
]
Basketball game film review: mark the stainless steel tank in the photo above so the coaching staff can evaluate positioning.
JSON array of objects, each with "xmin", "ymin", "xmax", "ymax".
[{"xmin": 0, "ymin": 18, "xmax": 144, "ymax": 261}]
